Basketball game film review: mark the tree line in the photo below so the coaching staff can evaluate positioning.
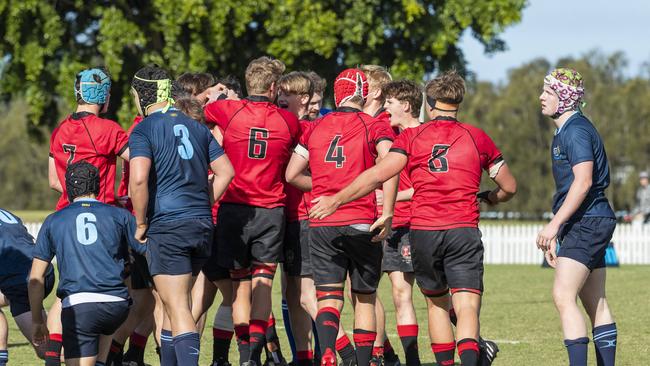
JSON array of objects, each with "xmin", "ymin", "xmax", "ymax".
[{"xmin": 1, "ymin": 51, "xmax": 648, "ymax": 215}]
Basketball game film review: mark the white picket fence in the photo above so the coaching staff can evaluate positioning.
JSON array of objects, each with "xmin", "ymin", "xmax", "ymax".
[{"xmin": 23, "ymin": 222, "xmax": 650, "ymax": 265}]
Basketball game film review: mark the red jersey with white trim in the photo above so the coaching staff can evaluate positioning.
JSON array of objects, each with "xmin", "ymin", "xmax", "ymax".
[
  {"xmin": 285, "ymin": 119, "xmax": 312, "ymax": 222},
  {"xmin": 50, "ymin": 113, "xmax": 129, "ymax": 211},
  {"xmin": 205, "ymin": 96, "xmax": 300, "ymax": 208},
  {"xmin": 299, "ymin": 107, "xmax": 395, "ymax": 227},
  {"xmin": 390, "ymin": 117, "xmax": 503, "ymax": 230},
  {"xmin": 392, "ymin": 169, "xmax": 412, "ymax": 228},
  {"xmin": 116, "ymin": 115, "xmax": 144, "ymax": 212}
]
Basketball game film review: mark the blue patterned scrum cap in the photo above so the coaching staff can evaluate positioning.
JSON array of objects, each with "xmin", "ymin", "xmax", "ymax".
[{"xmin": 75, "ymin": 68, "xmax": 111, "ymax": 104}]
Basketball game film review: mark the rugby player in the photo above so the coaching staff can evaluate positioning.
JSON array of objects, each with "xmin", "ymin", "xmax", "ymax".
[
  {"xmin": 0, "ymin": 209, "xmax": 55, "ymax": 365},
  {"xmin": 309, "ymin": 70, "xmax": 517, "ymax": 366},
  {"xmin": 204, "ymin": 57, "xmax": 300, "ymax": 366},
  {"xmin": 380, "ymin": 80, "xmax": 422, "ymax": 366},
  {"xmin": 48, "ymin": 66, "xmax": 130, "ymax": 365},
  {"xmin": 129, "ymin": 66, "xmax": 234, "ymax": 366},
  {"xmin": 49, "ymin": 67, "xmax": 129, "ymax": 209},
  {"xmin": 29, "ymin": 161, "xmax": 145, "ymax": 366},
  {"xmin": 358, "ymin": 65, "xmax": 400, "ymax": 366},
  {"xmin": 285, "ymin": 68, "xmax": 398, "ymax": 366},
  {"xmin": 537, "ymin": 68, "xmax": 617, "ymax": 366},
  {"xmin": 277, "ymin": 71, "xmax": 318, "ymax": 366}
]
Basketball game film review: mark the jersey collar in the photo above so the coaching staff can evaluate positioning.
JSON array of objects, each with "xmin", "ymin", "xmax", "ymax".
[
  {"xmin": 555, "ymin": 111, "xmax": 580, "ymax": 135},
  {"xmin": 73, "ymin": 198, "xmax": 98, "ymax": 203},
  {"xmin": 71, "ymin": 111, "xmax": 96, "ymax": 120},
  {"xmin": 373, "ymin": 107, "xmax": 386, "ymax": 118},
  {"xmin": 336, "ymin": 106, "xmax": 362, "ymax": 113},
  {"xmin": 149, "ymin": 106, "xmax": 178, "ymax": 115},
  {"xmin": 246, "ymin": 95, "xmax": 271, "ymax": 103},
  {"xmin": 431, "ymin": 115, "xmax": 458, "ymax": 122}
]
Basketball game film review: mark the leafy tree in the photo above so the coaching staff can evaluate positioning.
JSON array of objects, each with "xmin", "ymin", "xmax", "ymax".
[
  {"xmin": 0, "ymin": 0, "xmax": 526, "ymax": 129},
  {"xmin": 0, "ymin": 99, "xmax": 58, "ymax": 209},
  {"xmin": 464, "ymin": 51, "xmax": 650, "ymax": 216}
]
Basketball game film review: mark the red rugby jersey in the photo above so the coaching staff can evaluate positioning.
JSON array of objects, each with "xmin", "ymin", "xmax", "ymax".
[
  {"xmin": 285, "ymin": 120, "xmax": 312, "ymax": 222},
  {"xmin": 116, "ymin": 115, "xmax": 144, "ymax": 212},
  {"xmin": 299, "ymin": 107, "xmax": 395, "ymax": 227},
  {"xmin": 390, "ymin": 116, "xmax": 503, "ymax": 230},
  {"xmin": 50, "ymin": 113, "xmax": 129, "ymax": 210},
  {"xmin": 204, "ymin": 96, "xmax": 300, "ymax": 208}
]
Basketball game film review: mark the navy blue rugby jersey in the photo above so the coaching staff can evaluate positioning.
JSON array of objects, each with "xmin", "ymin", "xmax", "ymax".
[
  {"xmin": 129, "ymin": 108, "xmax": 225, "ymax": 223},
  {"xmin": 551, "ymin": 112, "xmax": 614, "ymax": 220},
  {"xmin": 0, "ymin": 208, "xmax": 53, "ymax": 288},
  {"xmin": 33, "ymin": 199, "xmax": 144, "ymax": 300}
]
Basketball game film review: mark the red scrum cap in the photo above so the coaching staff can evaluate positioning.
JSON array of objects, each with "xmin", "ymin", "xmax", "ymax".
[{"xmin": 333, "ymin": 68, "xmax": 368, "ymax": 107}]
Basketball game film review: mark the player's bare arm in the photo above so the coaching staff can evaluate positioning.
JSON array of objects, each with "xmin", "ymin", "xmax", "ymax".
[
  {"xmin": 372, "ymin": 139, "xmax": 399, "ymax": 241},
  {"xmin": 119, "ymin": 147, "xmax": 130, "ymax": 161},
  {"xmin": 285, "ymin": 151, "xmax": 312, "ymax": 192},
  {"xmin": 537, "ymin": 161, "xmax": 593, "ymax": 265},
  {"xmin": 47, "ymin": 157, "xmax": 63, "ymax": 193},
  {"xmin": 310, "ymin": 151, "xmax": 407, "ymax": 220},
  {"xmin": 396, "ymin": 187, "xmax": 414, "ymax": 202},
  {"xmin": 483, "ymin": 163, "xmax": 517, "ymax": 205},
  {"xmin": 27, "ymin": 258, "xmax": 50, "ymax": 347},
  {"xmin": 209, "ymin": 154, "xmax": 235, "ymax": 203},
  {"xmin": 129, "ymin": 156, "xmax": 152, "ymax": 242}
]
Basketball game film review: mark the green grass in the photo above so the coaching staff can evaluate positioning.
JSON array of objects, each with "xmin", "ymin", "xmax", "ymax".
[{"xmin": 4, "ymin": 265, "xmax": 649, "ymax": 365}]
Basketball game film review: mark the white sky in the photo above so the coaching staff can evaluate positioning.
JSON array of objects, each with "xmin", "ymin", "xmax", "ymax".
[{"xmin": 459, "ymin": 0, "xmax": 650, "ymax": 82}]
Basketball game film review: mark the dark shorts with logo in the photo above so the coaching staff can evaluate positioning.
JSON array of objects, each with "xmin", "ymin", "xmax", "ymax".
[
  {"xmin": 147, "ymin": 218, "xmax": 214, "ymax": 276},
  {"xmin": 558, "ymin": 217, "xmax": 616, "ymax": 270},
  {"xmin": 62, "ymin": 301, "xmax": 130, "ymax": 358},
  {"xmin": 382, "ymin": 226, "xmax": 414, "ymax": 273},
  {"xmin": 283, "ymin": 220, "xmax": 313, "ymax": 277},
  {"xmin": 215, "ymin": 203, "xmax": 285, "ymax": 269},
  {"xmin": 410, "ymin": 227, "xmax": 484, "ymax": 295},
  {"xmin": 310, "ymin": 225, "xmax": 383, "ymax": 294}
]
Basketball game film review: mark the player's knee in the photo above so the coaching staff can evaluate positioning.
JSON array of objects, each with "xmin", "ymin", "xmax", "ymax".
[{"xmin": 552, "ymin": 287, "xmax": 576, "ymax": 310}]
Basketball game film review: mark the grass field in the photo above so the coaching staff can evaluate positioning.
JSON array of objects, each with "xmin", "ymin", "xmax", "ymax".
[{"xmin": 3, "ymin": 265, "xmax": 649, "ymax": 365}]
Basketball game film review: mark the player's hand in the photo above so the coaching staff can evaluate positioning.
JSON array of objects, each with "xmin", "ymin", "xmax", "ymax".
[
  {"xmin": 545, "ymin": 239, "xmax": 558, "ymax": 268},
  {"xmin": 135, "ymin": 224, "xmax": 148, "ymax": 244},
  {"xmin": 477, "ymin": 190, "xmax": 495, "ymax": 205},
  {"xmin": 31, "ymin": 322, "xmax": 48, "ymax": 348},
  {"xmin": 206, "ymin": 89, "xmax": 227, "ymax": 104},
  {"xmin": 536, "ymin": 222, "xmax": 559, "ymax": 251},
  {"xmin": 370, "ymin": 215, "xmax": 393, "ymax": 242},
  {"xmin": 310, "ymin": 196, "xmax": 340, "ymax": 220}
]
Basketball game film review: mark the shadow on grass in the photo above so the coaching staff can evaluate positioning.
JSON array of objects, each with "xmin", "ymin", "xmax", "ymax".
[{"xmin": 8, "ymin": 341, "xmax": 30, "ymax": 347}]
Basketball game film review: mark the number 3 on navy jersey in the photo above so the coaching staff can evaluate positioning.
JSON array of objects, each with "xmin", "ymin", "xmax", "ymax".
[
  {"xmin": 248, "ymin": 128, "xmax": 268, "ymax": 159},
  {"xmin": 76, "ymin": 213, "xmax": 98, "ymax": 245},
  {"xmin": 325, "ymin": 135, "xmax": 346, "ymax": 168},
  {"xmin": 173, "ymin": 124, "xmax": 194, "ymax": 160},
  {"xmin": 428, "ymin": 144, "xmax": 450, "ymax": 173}
]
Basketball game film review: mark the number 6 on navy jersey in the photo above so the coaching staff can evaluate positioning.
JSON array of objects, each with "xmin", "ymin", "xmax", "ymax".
[
  {"xmin": 173, "ymin": 124, "xmax": 195, "ymax": 160},
  {"xmin": 76, "ymin": 213, "xmax": 98, "ymax": 245}
]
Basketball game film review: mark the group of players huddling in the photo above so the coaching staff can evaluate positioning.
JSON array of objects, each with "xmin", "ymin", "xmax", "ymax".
[{"xmin": 0, "ymin": 56, "xmax": 618, "ymax": 366}]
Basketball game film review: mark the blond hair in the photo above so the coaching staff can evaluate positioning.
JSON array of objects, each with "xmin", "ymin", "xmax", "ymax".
[
  {"xmin": 360, "ymin": 65, "xmax": 392, "ymax": 90},
  {"xmin": 425, "ymin": 70, "xmax": 465, "ymax": 105},
  {"xmin": 277, "ymin": 71, "xmax": 314, "ymax": 98},
  {"xmin": 245, "ymin": 56, "xmax": 286, "ymax": 95}
]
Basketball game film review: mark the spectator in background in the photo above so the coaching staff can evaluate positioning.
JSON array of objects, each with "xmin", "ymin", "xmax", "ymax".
[{"xmin": 630, "ymin": 171, "xmax": 650, "ymax": 223}]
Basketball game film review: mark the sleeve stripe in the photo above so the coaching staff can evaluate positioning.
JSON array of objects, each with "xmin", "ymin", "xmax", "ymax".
[
  {"xmin": 489, "ymin": 159, "xmax": 505, "ymax": 179},
  {"xmin": 376, "ymin": 137, "xmax": 394, "ymax": 145},
  {"xmin": 117, "ymin": 143, "xmax": 128, "ymax": 156},
  {"xmin": 294, "ymin": 143, "xmax": 309, "ymax": 159},
  {"xmin": 389, "ymin": 147, "xmax": 407, "ymax": 155}
]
